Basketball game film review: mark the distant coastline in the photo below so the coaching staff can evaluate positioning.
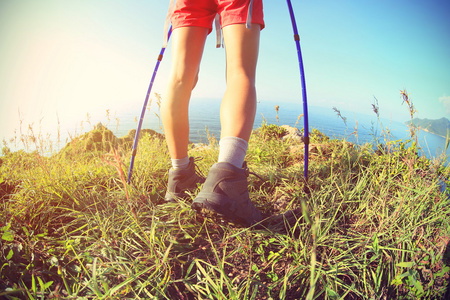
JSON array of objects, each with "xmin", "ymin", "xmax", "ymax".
[
  {"xmin": 421, "ymin": 128, "xmax": 446, "ymax": 138},
  {"xmin": 405, "ymin": 117, "xmax": 450, "ymax": 138}
]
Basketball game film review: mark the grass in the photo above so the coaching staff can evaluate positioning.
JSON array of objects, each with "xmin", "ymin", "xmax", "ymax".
[{"xmin": 1, "ymin": 100, "xmax": 450, "ymax": 299}]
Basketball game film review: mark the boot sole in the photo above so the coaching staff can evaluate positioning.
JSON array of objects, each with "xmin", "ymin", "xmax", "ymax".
[{"xmin": 192, "ymin": 195, "xmax": 259, "ymax": 227}]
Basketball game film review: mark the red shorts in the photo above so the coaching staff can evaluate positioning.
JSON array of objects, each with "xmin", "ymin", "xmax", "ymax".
[{"xmin": 171, "ymin": 0, "xmax": 264, "ymax": 33}]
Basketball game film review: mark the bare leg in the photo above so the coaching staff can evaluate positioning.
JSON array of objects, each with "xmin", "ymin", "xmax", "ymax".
[
  {"xmin": 191, "ymin": 24, "xmax": 263, "ymax": 226},
  {"xmin": 161, "ymin": 27, "xmax": 208, "ymax": 159},
  {"xmin": 220, "ymin": 24, "xmax": 261, "ymax": 141}
]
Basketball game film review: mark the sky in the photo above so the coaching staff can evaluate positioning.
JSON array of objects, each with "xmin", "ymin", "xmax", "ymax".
[{"xmin": 1, "ymin": 0, "xmax": 449, "ymax": 145}]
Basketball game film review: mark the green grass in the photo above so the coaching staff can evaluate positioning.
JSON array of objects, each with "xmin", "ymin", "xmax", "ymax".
[{"xmin": 1, "ymin": 112, "xmax": 450, "ymax": 299}]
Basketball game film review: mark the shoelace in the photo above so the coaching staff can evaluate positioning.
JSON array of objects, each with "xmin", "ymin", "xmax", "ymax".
[
  {"xmin": 192, "ymin": 157, "xmax": 206, "ymax": 180},
  {"xmin": 249, "ymin": 170, "xmax": 264, "ymax": 182},
  {"xmin": 242, "ymin": 161, "xmax": 265, "ymax": 182}
]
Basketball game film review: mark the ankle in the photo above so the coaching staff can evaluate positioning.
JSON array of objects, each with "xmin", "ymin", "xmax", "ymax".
[
  {"xmin": 171, "ymin": 156, "xmax": 190, "ymax": 170},
  {"xmin": 218, "ymin": 136, "xmax": 248, "ymax": 168}
]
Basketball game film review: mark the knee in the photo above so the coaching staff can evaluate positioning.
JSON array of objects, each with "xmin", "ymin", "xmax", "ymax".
[
  {"xmin": 192, "ymin": 71, "xmax": 199, "ymax": 90},
  {"xmin": 169, "ymin": 67, "xmax": 200, "ymax": 91},
  {"xmin": 227, "ymin": 71, "xmax": 255, "ymax": 88}
]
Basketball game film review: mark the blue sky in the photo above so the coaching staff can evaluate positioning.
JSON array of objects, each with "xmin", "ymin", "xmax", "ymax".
[{"xmin": 1, "ymin": 0, "xmax": 449, "ymax": 143}]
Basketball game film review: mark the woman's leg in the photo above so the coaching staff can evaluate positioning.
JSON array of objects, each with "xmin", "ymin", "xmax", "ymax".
[
  {"xmin": 191, "ymin": 24, "xmax": 263, "ymax": 227},
  {"xmin": 217, "ymin": 24, "xmax": 261, "ymax": 168},
  {"xmin": 220, "ymin": 23, "xmax": 261, "ymax": 142},
  {"xmin": 161, "ymin": 26, "xmax": 209, "ymax": 159},
  {"xmin": 162, "ymin": 26, "xmax": 208, "ymax": 202}
]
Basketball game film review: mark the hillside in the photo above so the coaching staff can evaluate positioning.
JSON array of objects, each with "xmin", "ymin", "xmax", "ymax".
[
  {"xmin": 407, "ymin": 117, "xmax": 450, "ymax": 137},
  {"xmin": 1, "ymin": 123, "xmax": 449, "ymax": 299}
]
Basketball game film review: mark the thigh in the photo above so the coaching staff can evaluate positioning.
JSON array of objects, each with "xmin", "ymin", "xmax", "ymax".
[
  {"xmin": 222, "ymin": 24, "xmax": 261, "ymax": 80},
  {"xmin": 170, "ymin": 27, "xmax": 209, "ymax": 82}
]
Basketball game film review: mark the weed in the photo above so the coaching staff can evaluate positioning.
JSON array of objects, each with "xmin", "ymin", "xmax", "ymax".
[
  {"xmin": 332, "ymin": 107, "xmax": 347, "ymax": 127},
  {"xmin": 1, "ymin": 100, "xmax": 449, "ymax": 299}
]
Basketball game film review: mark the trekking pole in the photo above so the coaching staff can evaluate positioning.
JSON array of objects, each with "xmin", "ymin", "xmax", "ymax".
[
  {"xmin": 286, "ymin": 0, "xmax": 310, "ymax": 182},
  {"xmin": 127, "ymin": 26, "xmax": 173, "ymax": 184}
]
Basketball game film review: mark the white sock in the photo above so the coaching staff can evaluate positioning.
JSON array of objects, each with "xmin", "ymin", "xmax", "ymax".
[
  {"xmin": 171, "ymin": 156, "xmax": 190, "ymax": 170},
  {"xmin": 218, "ymin": 136, "xmax": 248, "ymax": 168}
]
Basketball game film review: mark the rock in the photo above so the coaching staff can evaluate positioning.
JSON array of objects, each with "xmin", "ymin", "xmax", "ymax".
[
  {"xmin": 273, "ymin": 195, "xmax": 290, "ymax": 211},
  {"xmin": 94, "ymin": 122, "xmax": 104, "ymax": 130},
  {"xmin": 280, "ymin": 125, "xmax": 303, "ymax": 142}
]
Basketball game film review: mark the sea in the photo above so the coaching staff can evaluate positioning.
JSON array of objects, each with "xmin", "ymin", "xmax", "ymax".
[
  {"xmin": 8, "ymin": 99, "xmax": 449, "ymax": 164},
  {"xmin": 110, "ymin": 99, "xmax": 450, "ymax": 163}
]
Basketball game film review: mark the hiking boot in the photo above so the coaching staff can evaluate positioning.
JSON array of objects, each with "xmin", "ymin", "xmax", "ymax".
[
  {"xmin": 191, "ymin": 162, "xmax": 262, "ymax": 227},
  {"xmin": 164, "ymin": 157, "xmax": 205, "ymax": 202}
]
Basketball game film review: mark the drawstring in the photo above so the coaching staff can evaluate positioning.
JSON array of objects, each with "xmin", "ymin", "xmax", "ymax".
[
  {"xmin": 246, "ymin": 0, "xmax": 254, "ymax": 29},
  {"xmin": 163, "ymin": 0, "xmax": 175, "ymax": 48},
  {"xmin": 216, "ymin": 0, "xmax": 254, "ymax": 48},
  {"xmin": 215, "ymin": 14, "xmax": 223, "ymax": 48}
]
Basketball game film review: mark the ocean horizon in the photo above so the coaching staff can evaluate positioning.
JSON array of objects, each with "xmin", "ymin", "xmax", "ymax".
[
  {"xmin": 6, "ymin": 99, "xmax": 450, "ymax": 163},
  {"xmin": 112, "ymin": 99, "xmax": 450, "ymax": 162}
]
